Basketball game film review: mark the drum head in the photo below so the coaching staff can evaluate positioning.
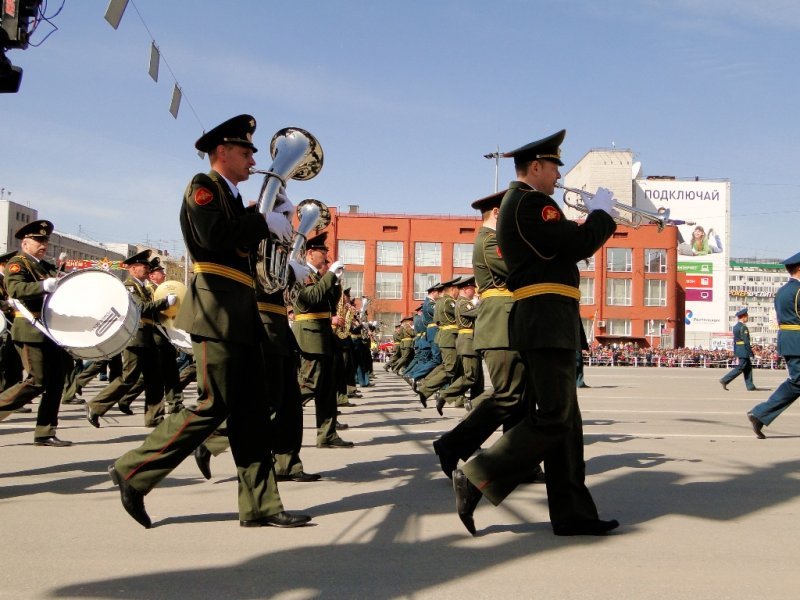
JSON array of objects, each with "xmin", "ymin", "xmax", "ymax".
[{"xmin": 43, "ymin": 270, "xmax": 136, "ymax": 352}]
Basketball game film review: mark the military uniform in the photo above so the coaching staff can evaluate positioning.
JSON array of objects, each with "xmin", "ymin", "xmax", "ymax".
[
  {"xmin": 293, "ymin": 233, "xmax": 351, "ymax": 447},
  {"xmin": 720, "ymin": 308, "xmax": 755, "ymax": 391},
  {"xmin": 435, "ymin": 197, "xmax": 529, "ymax": 471},
  {"xmin": 749, "ymin": 254, "xmax": 800, "ymax": 435},
  {"xmin": 437, "ymin": 277, "xmax": 481, "ymax": 407},
  {"xmin": 458, "ymin": 130, "xmax": 618, "ymax": 535},
  {"xmin": 405, "ymin": 287, "xmax": 442, "ymax": 381},
  {"xmin": 112, "ymin": 115, "xmax": 294, "ymax": 526},
  {"xmin": 0, "ymin": 250, "xmax": 23, "ymax": 392},
  {"xmin": 86, "ymin": 250, "xmax": 169, "ymax": 427},
  {"xmin": 392, "ymin": 317, "xmax": 415, "ymax": 374},
  {"xmin": 418, "ymin": 283, "xmax": 461, "ymax": 404},
  {"xmin": 0, "ymin": 221, "xmax": 73, "ymax": 445}
]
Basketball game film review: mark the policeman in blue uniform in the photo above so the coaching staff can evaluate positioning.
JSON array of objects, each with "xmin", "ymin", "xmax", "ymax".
[
  {"xmin": 747, "ymin": 252, "xmax": 800, "ymax": 438},
  {"xmin": 720, "ymin": 308, "xmax": 756, "ymax": 391}
]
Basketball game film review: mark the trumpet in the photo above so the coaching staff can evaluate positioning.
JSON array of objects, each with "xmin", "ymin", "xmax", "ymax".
[{"xmin": 556, "ymin": 184, "xmax": 670, "ymax": 232}]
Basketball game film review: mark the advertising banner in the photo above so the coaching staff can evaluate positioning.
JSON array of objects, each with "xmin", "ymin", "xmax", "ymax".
[{"xmin": 635, "ymin": 180, "xmax": 730, "ymax": 342}]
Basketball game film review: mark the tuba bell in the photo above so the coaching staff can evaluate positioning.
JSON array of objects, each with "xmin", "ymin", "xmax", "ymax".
[{"xmin": 251, "ymin": 127, "xmax": 324, "ymax": 293}]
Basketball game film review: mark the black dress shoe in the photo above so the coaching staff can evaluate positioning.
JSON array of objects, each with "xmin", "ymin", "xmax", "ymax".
[
  {"xmin": 747, "ymin": 413, "xmax": 766, "ymax": 439},
  {"xmin": 720, "ymin": 380, "xmax": 728, "ymax": 391},
  {"xmin": 417, "ymin": 391, "xmax": 428, "ymax": 408},
  {"xmin": 118, "ymin": 404, "xmax": 134, "ymax": 415},
  {"xmin": 194, "ymin": 444, "xmax": 212, "ymax": 480},
  {"xmin": 276, "ymin": 471, "xmax": 322, "ymax": 482},
  {"xmin": 453, "ymin": 468, "xmax": 482, "ymax": 536},
  {"xmin": 33, "ymin": 436, "xmax": 73, "ymax": 447},
  {"xmin": 85, "ymin": 405, "xmax": 100, "ymax": 428},
  {"xmin": 552, "ymin": 518, "xmax": 619, "ymax": 536},
  {"xmin": 436, "ymin": 392, "xmax": 446, "ymax": 416},
  {"xmin": 433, "ymin": 439, "xmax": 459, "ymax": 479},
  {"xmin": 317, "ymin": 438, "xmax": 354, "ymax": 449},
  {"xmin": 108, "ymin": 465, "xmax": 151, "ymax": 529},
  {"xmin": 15, "ymin": 406, "xmax": 32, "ymax": 413},
  {"xmin": 336, "ymin": 421, "xmax": 349, "ymax": 430},
  {"xmin": 240, "ymin": 511, "xmax": 312, "ymax": 528},
  {"xmin": 411, "ymin": 379, "xmax": 418, "ymax": 393}
]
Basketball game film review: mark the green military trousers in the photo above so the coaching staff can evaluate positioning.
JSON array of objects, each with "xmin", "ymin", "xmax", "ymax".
[
  {"xmin": 115, "ymin": 337, "xmax": 283, "ymax": 521},
  {"xmin": 461, "ymin": 348, "xmax": 599, "ymax": 525}
]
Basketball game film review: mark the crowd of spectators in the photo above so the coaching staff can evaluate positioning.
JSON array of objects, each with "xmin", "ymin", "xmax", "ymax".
[{"xmin": 583, "ymin": 343, "xmax": 785, "ymax": 369}]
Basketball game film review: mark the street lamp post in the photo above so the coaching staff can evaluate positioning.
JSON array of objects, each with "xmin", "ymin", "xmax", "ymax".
[{"xmin": 483, "ymin": 146, "xmax": 501, "ymax": 193}]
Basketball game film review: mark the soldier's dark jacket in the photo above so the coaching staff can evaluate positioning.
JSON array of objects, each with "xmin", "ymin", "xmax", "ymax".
[
  {"xmin": 496, "ymin": 180, "xmax": 616, "ymax": 351},
  {"xmin": 5, "ymin": 254, "xmax": 57, "ymax": 344},
  {"xmin": 175, "ymin": 170, "xmax": 268, "ymax": 344},
  {"xmin": 472, "ymin": 225, "xmax": 513, "ymax": 351}
]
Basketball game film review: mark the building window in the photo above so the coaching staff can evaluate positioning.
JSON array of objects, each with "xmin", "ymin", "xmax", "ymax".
[
  {"xmin": 646, "ymin": 319, "xmax": 666, "ymax": 336},
  {"xmin": 452, "ymin": 243, "xmax": 472, "ymax": 268},
  {"xmin": 414, "ymin": 273, "xmax": 439, "ymax": 300},
  {"xmin": 415, "ymin": 242, "xmax": 441, "ymax": 267},
  {"xmin": 341, "ymin": 271, "xmax": 363, "ymax": 299},
  {"xmin": 644, "ymin": 279, "xmax": 667, "ymax": 306},
  {"xmin": 338, "ymin": 240, "xmax": 365, "ymax": 265},
  {"xmin": 579, "ymin": 277, "xmax": 595, "ymax": 304},
  {"xmin": 376, "ymin": 272, "xmax": 402, "ymax": 299},
  {"xmin": 644, "ymin": 249, "xmax": 667, "ymax": 273},
  {"xmin": 607, "ymin": 319, "xmax": 631, "ymax": 336},
  {"xmin": 606, "ymin": 278, "xmax": 632, "ymax": 306},
  {"xmin": 579, "ymin": 256, "xmax": 595, "ymax": 271},
  {"xmin": 581, "ymin": 317, "xmax": 594, "ymax": 342},
  {"xmin": 607, "ymin": 248, "xmax": 632, "ymax": 272},
  {"xmin": 375, "ymin": 312, "xmax": 401, "ymax": 334},
  {"xmin": 377, "ymin": 241, "xmax": 403, "ymax": 266}
]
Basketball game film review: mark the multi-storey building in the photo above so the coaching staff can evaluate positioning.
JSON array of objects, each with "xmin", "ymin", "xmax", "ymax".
[
  {"xmin": 727, "ymin": 259, "xmax": 787, "ymax": 346},
  {"xmin": 325, "ymin": 206, "xmax": 480, "ymax": 331}
]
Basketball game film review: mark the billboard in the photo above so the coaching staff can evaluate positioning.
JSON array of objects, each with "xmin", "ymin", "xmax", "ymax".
[{"xmin": 635, "ymin": 180, "xmax": 731, "ymax": 343}]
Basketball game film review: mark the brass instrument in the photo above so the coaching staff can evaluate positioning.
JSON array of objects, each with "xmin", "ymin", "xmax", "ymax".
[
  {"xmin": 556, "ymin": 183, "xmax": 670, "ymax": 232},
  {"xmin": 334, "ymin": 290, "xmax": 351, "ymax": 340},
  {"xmin": 359, "ymin": 295, "xmax": 369, "ymax": 321},
  {"xmin": 153, "ymin": 280, "xmax": 193, "ymax": 355},
  {"xmin": 250, "ymin": 127, "xmax": 324, "ymax": 293}
]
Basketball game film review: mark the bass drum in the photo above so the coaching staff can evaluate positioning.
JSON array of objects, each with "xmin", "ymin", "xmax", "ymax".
[{"xmin": 42, "ymin": 269, "xmax": 139, "ymax": 359}]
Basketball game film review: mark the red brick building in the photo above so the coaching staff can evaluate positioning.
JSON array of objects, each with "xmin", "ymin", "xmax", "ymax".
[{"xmin": 317, "ymin": 207, "xmax": 684, "ymax": 347}]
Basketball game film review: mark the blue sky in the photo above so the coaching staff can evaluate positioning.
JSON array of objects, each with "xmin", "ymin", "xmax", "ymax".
[{"xmin": 3, "ymin": 0, "xmax": 798, "ymax": 258}]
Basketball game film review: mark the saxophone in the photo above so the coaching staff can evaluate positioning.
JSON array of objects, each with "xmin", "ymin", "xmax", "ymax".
[{"xmin": 334, "ymin": 291, "xmax": 351, "ymax": 340}]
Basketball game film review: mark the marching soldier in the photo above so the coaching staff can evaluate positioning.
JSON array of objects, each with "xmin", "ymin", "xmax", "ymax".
[
  {"xmin": 416, "ymin": 278, "xmax": 461, "ymax": 408},
  {"xmin": 109, "ymin": 114, "xmax": 310, "ymax": 528},
  {"xmin": 720, "ymin": 308, "xmax": 756, "ymax": 391},
  {"xmin": 293, "ymin": 232, "xmax": 354, "ymax": 448},
  {"xmin": 434, "ymin": 275, "xmax": 480, "ymax": 415},
  {"xmin": 433, "ymin": 191, "xmax": 530, "ymax": 479},
  {"xmin": 392, "ymin": 316, "xmax": 415, "ymax": 375},
  {"xmin": 451, "ymin": 129, "xmax": 619, "ymax": 536},
  {"xmin": 0, "ymin": 250, "xmax": 23, "ymax": 393},
  {"xmin": 84, "ymin": 249, "xmax": 172, "ymax": 427},
  {"xmin": 748, "ymin": 252, "xmax": 800, "ymax": 438},
  {"xmin": 0, "ymin": 221, "xmax": 74, "ymax": 446},
  {"xmin": 404, "ymin": 284, "xmax": 443, "ymax": 384}
]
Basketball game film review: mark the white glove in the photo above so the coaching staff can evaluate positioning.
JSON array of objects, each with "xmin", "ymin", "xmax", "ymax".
[
  {"xmin": 288, "ymin": 260, "xmax": 311, "ymax": 281},
  {"xmin": 329, "ymin": 260, "xmax": 345, "ymax": 278},
  {"xmin": 273, "ymin": 186, "xmax": 295, "ymax": 213},
  {"xmin": 265, "ymin": 211, "xmax": 293, "ymax": 243},
  {"xmin": 584, "ymin": 187, "xmax": 616, "ymax": 217},
  {"xmin": 166, "ymin": 294, "xmax": 177, "ymax": 306},
  {"xmin": 41, "ymin": 278, "xmax": 58, "ymax": 293}
]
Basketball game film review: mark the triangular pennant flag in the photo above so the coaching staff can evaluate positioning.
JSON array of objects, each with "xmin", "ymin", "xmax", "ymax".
[
  {"xmin": 104, "ymin": 0, "xmax": 129, "ymax": 29},
  {"xmin": 148, "ymin": 42, "xmax": 160, "ymax": 82},
  {"xmin": 169, "ymin": 85, "xmax": 181, "ymax": 118}
]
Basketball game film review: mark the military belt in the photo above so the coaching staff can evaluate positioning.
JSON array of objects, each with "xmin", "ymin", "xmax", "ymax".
[
  {"xmin": 479, "ymin": 288, "xmax": 514, "ymax": 299},
  {"xmin": 440, "ymin": 324, "xmax": 458, "ymax": 330},
  {"xmin": 295, "ymin": 312, "xmax": 331, "ymax": 321},
  {"xmin": 193, "ymin": 262, "xmax": 254, "ymax": 287},
  {"xmin": 14, "ymin": 311, "xmax": 40, "ymax": 318},
  {"xmin": 513, "ymin": 283, "xmax": 581, "ymax": 302},
  {"xmin": 257, "ymin": 302, "xmax": 287, "ymax": 316},
  {"xmin": 735, "ymin": 341, "xmax": 745, "ymax": 345},
  {"xmin": 426, "ymin": 323, "xmax": 438, "ymax": 328},
  {"xmin": 140, "ymin": 318, "xmax": 155, "ymax": 325},
  {"xmin": 779, "ymin": 324, "xmax": 800, "ymax": 330},
  {"xmin": 458, "ymin": 328, "xmax": 474, "ymax": 334}
]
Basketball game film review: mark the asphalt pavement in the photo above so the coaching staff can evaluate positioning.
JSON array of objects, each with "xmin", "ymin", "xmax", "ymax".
[{"xmin": 1, "ymin": 363, "xmax": 799, "ymax": 599}]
